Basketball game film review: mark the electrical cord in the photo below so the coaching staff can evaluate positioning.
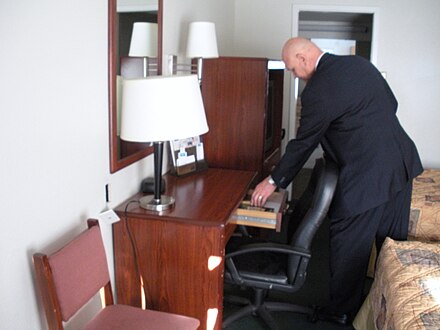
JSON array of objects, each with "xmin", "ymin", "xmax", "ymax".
[{"xmin": 123, "ymin": 200, "xmax": 152, "ymax": 309}]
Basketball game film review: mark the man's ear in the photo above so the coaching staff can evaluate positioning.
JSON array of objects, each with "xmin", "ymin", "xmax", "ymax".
[{"xmin": 296, "ymin": 53, "xmax": 307, "ymax": 65}]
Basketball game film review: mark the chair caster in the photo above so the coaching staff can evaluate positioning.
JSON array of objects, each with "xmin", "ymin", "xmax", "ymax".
[{"xmin": 310, "ymin": 305, "xmax": 320, "ymax": 323}]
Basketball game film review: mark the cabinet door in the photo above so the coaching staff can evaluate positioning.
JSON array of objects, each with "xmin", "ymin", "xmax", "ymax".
[{"xmin": 201, "ymin": 57, "xmax": 267, "ymax": 176}]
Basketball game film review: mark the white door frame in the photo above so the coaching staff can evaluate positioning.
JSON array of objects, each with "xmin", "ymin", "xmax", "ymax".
[{"xmin": 287, "ymin": 4, "xmax": 380, "ymax": 142}]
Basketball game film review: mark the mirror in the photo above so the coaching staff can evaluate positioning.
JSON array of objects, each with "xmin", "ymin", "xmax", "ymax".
[{"xmin": 109, "ymin": 0, "xmax": 163, "ymax": 173}]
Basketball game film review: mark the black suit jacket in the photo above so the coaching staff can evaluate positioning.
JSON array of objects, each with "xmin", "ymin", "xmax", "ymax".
[{"xmin": 272, "ymin": 53, "xmax": 423, "ymax": 218}]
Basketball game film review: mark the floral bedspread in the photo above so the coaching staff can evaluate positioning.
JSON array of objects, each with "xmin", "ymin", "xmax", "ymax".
[
  {"xmin": 369, "ymin": 238, "xmax": 440, "ymax": 329},
  {"xmin": 354, "ymin": 170, "xmax": 440, "ymax": 329},
  {"xmin": 409, "ymin": 169, "xmax": 440, "ymax": 241}
]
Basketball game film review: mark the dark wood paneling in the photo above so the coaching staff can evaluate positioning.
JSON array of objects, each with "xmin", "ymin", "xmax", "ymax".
[
  {"xmin": 202, "ymin": 57, "xmax": 267, "ymax": 175},
  {"xmin": 201, "ymin": 57, "xmax": 284, "ymax": 182}
]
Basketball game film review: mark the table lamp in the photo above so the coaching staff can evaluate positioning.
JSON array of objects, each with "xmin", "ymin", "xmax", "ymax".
[{"xmin": 120, "ymin": 75, "xmax": 209, "ymax": 211}]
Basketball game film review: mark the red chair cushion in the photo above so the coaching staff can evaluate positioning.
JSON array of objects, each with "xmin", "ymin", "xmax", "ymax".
[
  {"xmin": 48, "ymin": 226, "xmax": 110, "ymax": 321},
  {"xmin": 84, "ymin": 304, "xmax": 200, "ymax": 330}
]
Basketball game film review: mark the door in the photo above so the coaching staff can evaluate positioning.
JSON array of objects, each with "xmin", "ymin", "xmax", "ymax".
[{"xmin": 288, "ymin": 5, "xmax": 379, "ymax": 168}]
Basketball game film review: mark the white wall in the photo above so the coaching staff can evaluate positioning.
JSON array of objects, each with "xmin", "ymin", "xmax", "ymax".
[
  {"xmin": 233, "ymin": 0, "xmax": 440, "ymax": 168},
  {"xmin": 162, "ymin": 0, "xmax": 235, "ymax": 68},
  {"xmin": 0, "ymin": 1, "xmax": 155, "ymax": 329},
  {"xmin": 1, "ymin": 0, "xmax": 439, "ymax": 329}
]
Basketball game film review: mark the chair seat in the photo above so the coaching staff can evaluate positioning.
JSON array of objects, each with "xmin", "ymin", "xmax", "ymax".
[
  {"xmin": 84, "ymin": 304, "xmax": 200, "ymax": 330},
  {"xmin": 238, "ymin": 270, "xmax": 289, "ymax": 285},
  {"xmin": 225, "ymin": 250, "xmax": 289, "ymax": 285}
]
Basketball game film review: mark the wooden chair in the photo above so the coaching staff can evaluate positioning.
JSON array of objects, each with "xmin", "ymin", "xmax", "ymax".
[{"xmin": 33, "ymin": 219, "xmax": 200, "ymax": 330}]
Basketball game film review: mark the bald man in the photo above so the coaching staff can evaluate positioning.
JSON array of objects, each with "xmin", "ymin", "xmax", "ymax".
[{"xmin": 251, "ymin": 38, "xmax": 423, "ymax": 324}]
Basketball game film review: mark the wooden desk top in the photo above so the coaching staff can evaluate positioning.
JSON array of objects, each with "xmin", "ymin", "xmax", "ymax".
[{"xmin": 115, "ymin": 168, "xmax": 256, "ymax": 227}]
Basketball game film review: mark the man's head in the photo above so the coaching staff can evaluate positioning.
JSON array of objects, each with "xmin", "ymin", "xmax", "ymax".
[{"xmin": 282, "ymin": 38, "xmax": 323, "ymax": 81}]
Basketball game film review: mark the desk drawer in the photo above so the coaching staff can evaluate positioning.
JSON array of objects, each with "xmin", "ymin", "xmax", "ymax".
[{"xmin": 229, "ymin": 190, "xmax": 287, "ymax": 232}]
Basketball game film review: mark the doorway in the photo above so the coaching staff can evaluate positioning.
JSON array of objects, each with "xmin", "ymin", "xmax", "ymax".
[{"xmin": 287, "ymin": 5, "xmax": 379, "ymax": 167}]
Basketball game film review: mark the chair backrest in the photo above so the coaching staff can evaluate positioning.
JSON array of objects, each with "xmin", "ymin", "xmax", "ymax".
[
  {"xmin": 287, "ymin": 158, "xmax": 338, "ymax": 282},
  {"xmin": 33, "ymin": 220, "xmax": 113, "ymax": 330}
]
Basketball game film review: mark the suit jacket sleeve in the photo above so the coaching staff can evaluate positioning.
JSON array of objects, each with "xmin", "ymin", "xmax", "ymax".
[{"xmin": 271, "ymin": 85, "xmax": 330, "ymax": 188}]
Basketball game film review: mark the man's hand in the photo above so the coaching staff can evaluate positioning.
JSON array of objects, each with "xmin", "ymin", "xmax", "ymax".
[{"xmin": 251, "ymin": 177, "xmax": 277, "ymax": 207}]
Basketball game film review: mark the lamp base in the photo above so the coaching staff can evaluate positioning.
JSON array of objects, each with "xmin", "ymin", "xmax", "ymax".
[{"xmin": 139, "ymin": 195, "xmax": 175, "ymax": 212}]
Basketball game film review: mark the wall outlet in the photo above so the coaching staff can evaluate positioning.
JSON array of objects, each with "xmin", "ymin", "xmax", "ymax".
[{"xmin": 97, "ymin": 209, "xmax": 120, "ymax": 225}]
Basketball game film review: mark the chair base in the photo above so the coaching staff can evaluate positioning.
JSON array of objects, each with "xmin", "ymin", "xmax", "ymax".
[{"xmin": 222, "ymin": 288, "xmax": 315, "ymax": 330}]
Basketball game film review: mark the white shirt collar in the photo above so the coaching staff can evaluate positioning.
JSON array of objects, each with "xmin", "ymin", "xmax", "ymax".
[{"xmin": 315, "ymin": 52, "xmax": 326, "ymax": 70}]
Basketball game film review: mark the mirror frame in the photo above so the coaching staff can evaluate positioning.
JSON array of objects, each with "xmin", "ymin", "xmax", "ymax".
[{"xmin": 108, "ymin": 0, "xmax": 163, "ymax": 173}]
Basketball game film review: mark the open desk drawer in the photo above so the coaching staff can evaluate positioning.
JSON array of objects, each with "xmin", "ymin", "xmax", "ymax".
[{"xmin": 229, "ymin": 190, "xmax": 288, "ymax": 232}]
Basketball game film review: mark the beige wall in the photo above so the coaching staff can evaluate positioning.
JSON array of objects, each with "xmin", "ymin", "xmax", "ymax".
[
  {"xmin": 1, "ymin": 0, "xmax": 438, "ymax": 329},
  {"xmin": 162, "ymin": 0, "xmax": 235, "ymax": 69},
  {"xmin": 0, "ymin": 0, "xmax": 154, "ymax": 328}
]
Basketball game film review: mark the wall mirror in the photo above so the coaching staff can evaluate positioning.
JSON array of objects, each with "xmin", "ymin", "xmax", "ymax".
[{"xmin": 109, "ymin": 0, "xmax": 163, "ymax": 173}]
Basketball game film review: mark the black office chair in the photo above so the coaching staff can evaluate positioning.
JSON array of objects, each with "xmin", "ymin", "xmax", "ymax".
[{"xmin": 222, "ymin": 158, "xmax": 339, "ymax": 329}]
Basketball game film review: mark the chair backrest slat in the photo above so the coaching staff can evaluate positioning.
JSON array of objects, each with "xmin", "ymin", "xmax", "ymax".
[{"xmin": 47, "ymin": 225, "xmax": 110, "ymax": 321}]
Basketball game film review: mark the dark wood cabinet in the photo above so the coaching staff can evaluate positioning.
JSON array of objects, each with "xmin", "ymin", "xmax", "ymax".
[
  {"xmin": 113, "ymin": 169, "xmax": 255, "ymax": 330},
  {"xmin": 201, "ymin": 57, "xmax": 284, "ymax": 183}
]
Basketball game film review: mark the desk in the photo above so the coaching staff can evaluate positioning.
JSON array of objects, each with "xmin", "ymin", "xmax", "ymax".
[{"xmin": 113, "ymin": 168, "xmax": 256, "ymax": 330}]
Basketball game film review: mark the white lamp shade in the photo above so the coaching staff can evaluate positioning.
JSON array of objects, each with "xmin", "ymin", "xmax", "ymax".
[
  {"xmin": 186, "ymin": 21, "xmax": 219, "ymax": 58},
  {"xmin": 129, "ymin": 22, "xmax": 158, "ymax": 57},
  {"xmin": 120, "ymin": 75, "xmax": 209, "ymax": 142}
]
